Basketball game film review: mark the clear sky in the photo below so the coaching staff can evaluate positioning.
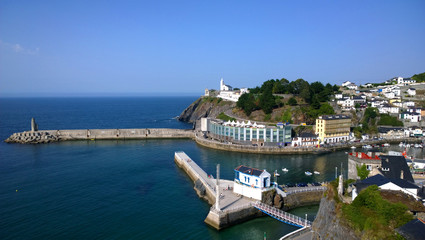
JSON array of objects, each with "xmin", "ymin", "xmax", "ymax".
[{"xmin": 1, "ymin": 0, "xmax": 424, "ymax": 97}]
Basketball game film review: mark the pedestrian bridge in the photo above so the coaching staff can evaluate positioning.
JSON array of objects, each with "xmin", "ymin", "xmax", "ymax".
[{"xmin": 253, "ymin": 202, "xmax": 312, "ymax": 228}]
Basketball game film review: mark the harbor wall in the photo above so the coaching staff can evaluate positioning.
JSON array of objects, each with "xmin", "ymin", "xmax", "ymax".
[
  {"xmin": 5, "ymin": 128, "xmax": 194, "ymax": 144},
  {"xmin": 174, "ymin": 152, "xmax": 216, "ymax": 204},
  {"xmin": 204, "ymin": 205, "xmax": 261, "ymax": 230},
  {"xmin": 195, "ymin": 135, "xmax": 330, "ymax": 155}
]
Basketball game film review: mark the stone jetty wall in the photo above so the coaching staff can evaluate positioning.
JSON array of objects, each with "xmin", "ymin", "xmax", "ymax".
[
  {"xmin": 174, "ymin": 151, "xmax": 216, "ymax": 205},
  {"xmin": 5, "ymin": 128, "xmax": 194, "ymax": 144},
  {"xmin": 195, "ymin": 135, "xmax": 331, "ymax": 155}
]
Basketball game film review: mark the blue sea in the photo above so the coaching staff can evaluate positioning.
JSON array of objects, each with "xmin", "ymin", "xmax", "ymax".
[{"xmin": 0, "ymin": 97, "xmax": 348, "ymax": 240}]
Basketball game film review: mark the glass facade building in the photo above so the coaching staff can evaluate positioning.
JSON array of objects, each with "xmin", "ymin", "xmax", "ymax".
[{"xmin": 206, "ymin": 119, "xmax": 292, "ymax": 145}]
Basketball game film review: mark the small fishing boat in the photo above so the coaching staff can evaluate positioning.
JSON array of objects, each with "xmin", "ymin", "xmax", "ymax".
[
  {"xmin": 314, "ymin": 171, "xmax": 320, "ymax": 175},
  {"xmin": 383, "ymin": 143, "xmax": 390, "ymax": 147},
  {"xmin": 362, "ymin": 145, "xmax": 372, "ymax": 149},
  {"xmin": 282, "ymin": 168, "xmax": 289, "ymax": 172},
  {"xmin": 305, "ymin": 171, "xmax": 312, "ymax": 176},
  {"xmin": 351, "ymin": 146, "xmax": 356, "ymax": 149}
]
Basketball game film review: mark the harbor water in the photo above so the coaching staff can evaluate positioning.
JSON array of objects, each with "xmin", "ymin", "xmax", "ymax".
[{"xmin": 0, "ymin": 97, "xmax": 367, "ymax": 239}]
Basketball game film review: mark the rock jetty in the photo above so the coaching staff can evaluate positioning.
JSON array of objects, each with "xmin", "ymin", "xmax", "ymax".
[{"xmin": 5, "ymin": 131, "xmax": 60, "ymax": 144}]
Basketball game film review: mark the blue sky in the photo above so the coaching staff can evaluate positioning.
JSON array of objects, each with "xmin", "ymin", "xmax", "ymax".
[{"xmin": 1, "ymin": 0, "xmax": 424, "ymax": 97}]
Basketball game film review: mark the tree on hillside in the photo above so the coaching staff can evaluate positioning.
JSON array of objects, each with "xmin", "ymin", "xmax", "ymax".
[
  {"xmin": 311, "ymin": 95, "xmax": 321, "ymax": 109},
  {"xmin": 412, "ymin": 72, "xmax": 425, "ymax": 82},
  {"xmin": 237, "ymin": 93, "xmax": 256, "ymax": 116},
  {"xmin": 318, "ymin": 103, "xmax": 335, "ymax": 115},
  {"xmin": 288, "ymin": 97, "xmax": 298, "ymax": 106},
  {"xmin": 259, "ymin": 90, "xmax": 275, "ymax": 114},
  {"xmin": 311, "ymin": 81, "xmax": 325, "ymax": 95}
]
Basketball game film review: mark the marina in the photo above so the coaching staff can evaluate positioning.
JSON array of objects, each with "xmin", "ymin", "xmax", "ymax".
[{"xmin": 174, "ymin": 151, "xmax": 324, "ymax": 232}]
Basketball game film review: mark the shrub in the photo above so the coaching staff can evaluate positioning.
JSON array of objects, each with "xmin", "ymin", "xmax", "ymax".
[{"xmin": 217, "ymin": 112, "xmax": 236, "ymax": 122}]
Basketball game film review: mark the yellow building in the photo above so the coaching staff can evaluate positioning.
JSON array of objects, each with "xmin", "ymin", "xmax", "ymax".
[{"xmin": 315, "ymin": 115, "xmax": 351, "ymax": 144}]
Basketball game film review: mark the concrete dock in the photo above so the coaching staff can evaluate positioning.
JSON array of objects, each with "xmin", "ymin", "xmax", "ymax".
[{"xmin": 174, "ymin": 151, "xmax": 259, "ymax": 230}]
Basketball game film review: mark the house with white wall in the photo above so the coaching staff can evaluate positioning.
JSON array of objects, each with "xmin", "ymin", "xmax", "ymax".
[
  {"xmin": 400, "ymin": 112, "xmax": 421, "ymax": 123},
  {"xmin": 396, "ymin": 77, "xmax": 416, "ymax": 85},
  {"xmin": 347, "ymin": 83, "xmax": 358, "ymax": 90},
  {"xmin": 384, "ymin": 92, "xmax": 396, "ymax": 99},
  {"xmin": 407, "ymin": 88, "xmax": 416, "ymax": 96},
  {"xmin": 292, "ymin": 132, "xmax": 318, "ymax": 147},
  {"xmin": 352, "ymin": 174, "xmax": 419, "ymax": 200},
  {"xmin": 233, "ymin": 165, "xmax": 271, "ymax": 200},
  {"xmin": 216, "ymin": 78, "xmax": 249, "ymax": 102},
  {"xmin": 342, "ymin": 81, "xmax": 353, "ymax": 87},
  {"xmin": 378, "ymin": 103, "xmax": 399, "ymax": 114}
]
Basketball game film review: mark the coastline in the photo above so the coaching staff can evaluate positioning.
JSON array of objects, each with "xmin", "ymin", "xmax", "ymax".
[{"xmin": 5, "ymin": 127, "xmax": 422, "ymax": 155}]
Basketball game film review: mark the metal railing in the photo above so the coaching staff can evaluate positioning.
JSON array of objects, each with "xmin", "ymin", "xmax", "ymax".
[
  {"xmin": 285, "ymin": 186, "xmax": 327, "ymax": 195},
  {"xmin": 253, "ymin": 201, "xmax": 312, "ymax": 227}
]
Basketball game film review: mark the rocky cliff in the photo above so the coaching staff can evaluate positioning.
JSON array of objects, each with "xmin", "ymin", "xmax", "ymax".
[
  {"xmin": 312, "ymin": 197, "xmax": 359, "ymax": 240},
  {"xmin": 178, "ymin": 97, "xmax": 235, "ymax": 125}
]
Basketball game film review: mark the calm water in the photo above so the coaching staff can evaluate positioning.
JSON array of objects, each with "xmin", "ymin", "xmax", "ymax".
[{"xmin": 0, "ymin": 97, "xmax": 349, "ymax": 240}]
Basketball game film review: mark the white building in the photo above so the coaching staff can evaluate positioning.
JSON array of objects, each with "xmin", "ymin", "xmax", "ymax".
[
  {"xmin": 400, "ymin": 112, "xmax": 421, "ymax": 122},
  {"xmin": 392, "ymin": 87, "xmax": 401, "ymax": 96},
  {"xmin": 346, "ymin": 83, "xmax": 358, "ymax": 90},
  {"xmin": 335, "ymin": 93, "xmax": 344, "ymax": 99},
  {"xmin": 352, "ymin": 174, "xmax": 419, "ymax": 200},
  {"xmin": 342, "ymin": 81, "xmax": 354, "ymax": 87},
  {"xmin": 233, "ymin": 165, "xmax": 272, "ymax": 200},
  {"xmin": 216, "ymin": 78, "xmax": 249, "ymax": 102},
  {"xmin": 378, "ymin": 104, "xmax": 399, "ymax": 114},
  {"xmin": 384, "ymin": 92, "xmax": 395, "ymax": 99},
  {"xmin": 396, "ymin": 77, "xmax": 416, "ymax": 85},
  {"xmin": 403, "ymin": 101, "xmax": 415, "ymax": 108},
  {"xmin": 292, "ymin": 132, "xmax": 318, "ymax": 147},
  {"xmin": 407, "ymin": 88, "xmax": 416, "ymax": 96},
  {"xmin": 370, "ymin": 99, "xmax": 387, "ymax": 108}
]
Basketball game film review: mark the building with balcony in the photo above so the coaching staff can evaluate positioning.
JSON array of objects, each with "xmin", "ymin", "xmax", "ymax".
[{"xmin": 315, "ymin": 115, "xmax": 351, "ymax": 144}]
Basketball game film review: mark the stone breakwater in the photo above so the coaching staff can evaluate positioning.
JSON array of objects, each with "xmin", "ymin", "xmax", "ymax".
[{"xmin": 5, "ymin": 128, "xmax": 194, "ymax": 144}]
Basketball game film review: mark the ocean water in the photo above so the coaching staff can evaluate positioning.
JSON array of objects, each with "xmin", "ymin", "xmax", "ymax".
[{"xmin": 0, "ymin": 97, "xmax": 344, "ymax": 240}]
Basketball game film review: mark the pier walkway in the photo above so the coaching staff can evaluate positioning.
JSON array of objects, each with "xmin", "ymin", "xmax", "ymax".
[
  {"xmin": 175, "ymin": 151, "xmax": 216, "ymax": 196},
  {"xmin": 253, "ymin": 202, "xmax": 312, "ymax": 228}
]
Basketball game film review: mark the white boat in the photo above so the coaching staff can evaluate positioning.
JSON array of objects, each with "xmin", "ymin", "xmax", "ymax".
[
  {"xmin": 305, "ymin": 171, "xmax": 312, "ymax": 176},
  {"xmin": 399, "ymin": 142, "xmax": 404, "ymax": 147},
  {"xmin": 282, "ymin": 168, "xmax": 289, "ymax": 172},
  {"xmin": 362, "ymin": 145, "xmax": 372, "ymax": 149},
  {"xmin": 414, "ymin": 144, "xmax": 423, "ymax": 148},
  {"xmin": 314, "ymin": 171, "xmax": 320, "ymax": 175},
  {"xmin": 383, "ymin": 143, "xmax": 390, "ymax": 147},
  {"xmin": 351, "ymin": 146, "xmax": 356, "ymax": 149}
]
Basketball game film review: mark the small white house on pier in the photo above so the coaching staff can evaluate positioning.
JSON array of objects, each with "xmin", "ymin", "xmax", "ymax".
[{"xmin": 233, "ymin": 165, "xmax": 271, "ymax": 200}]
